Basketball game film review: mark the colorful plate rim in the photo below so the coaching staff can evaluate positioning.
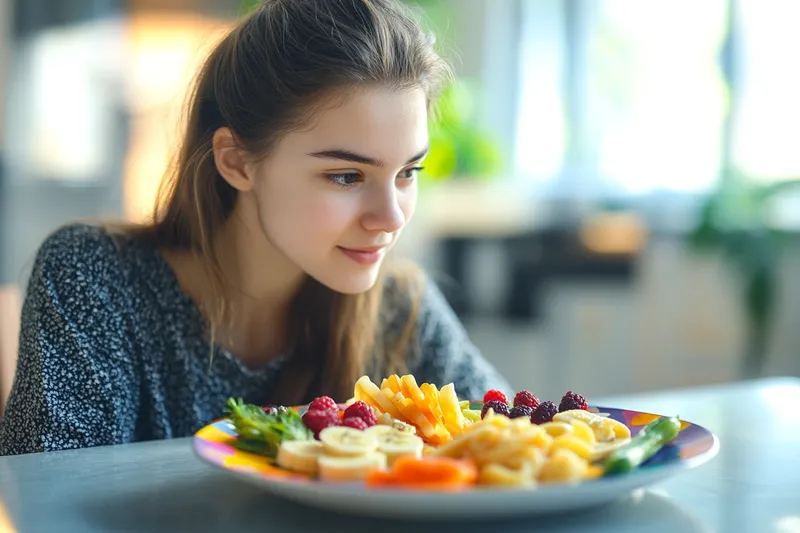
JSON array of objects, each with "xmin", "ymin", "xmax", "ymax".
[{"xmin": 192, "ymin": 404, "xmax": 719, "ymax": 491}]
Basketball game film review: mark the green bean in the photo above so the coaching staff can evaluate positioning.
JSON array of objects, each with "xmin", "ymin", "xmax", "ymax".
[{"xmin": 603, "ymin": 416, "xmax": 681, "ymax": 475}]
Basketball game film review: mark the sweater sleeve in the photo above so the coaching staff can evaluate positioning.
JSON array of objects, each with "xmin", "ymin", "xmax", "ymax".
[
  {"xmin": 404, "ymin": 277, "xmax": 512, "ymax": 401},
  {"xmin": 0, "ymin": 225, "xmax": 140, "ymax": 456}
]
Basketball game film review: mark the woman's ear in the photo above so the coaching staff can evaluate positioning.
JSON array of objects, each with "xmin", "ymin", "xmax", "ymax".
[{"xmin": 212, "ymin": 127, "xmax": 254, "ymax": 192}]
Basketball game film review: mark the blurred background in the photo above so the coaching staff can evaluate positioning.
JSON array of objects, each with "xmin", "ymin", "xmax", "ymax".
[{"xmin": 1, "ymin": 0, "xmax": 799, "ymax": 401}]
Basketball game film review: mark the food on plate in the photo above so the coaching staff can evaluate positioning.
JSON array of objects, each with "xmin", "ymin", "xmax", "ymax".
[
  {"xmin": 301, "ymin": 408, "xmax": 342, "ymax": 439},
  {"xmin": 320, "ymin": 426, "xmax": 379, "ymax": 456},
  {"xmin": 318, "ymin": 452, "xmax": 388, "ymax": 481},
  {"xmin": 224, "ymin": 398, "xmax": 312, "ymax": 457},
  {"xmin": 531, "ymin": 401, "xmax": 559, "ymax": 424},
  {"xmin": 558, "ymin": 390, "xmax": 588, "ymax": 412},
  {"xmin": 366, "ymin": 455, "xmax": 478, "ymax": 490},
  {"xmin": 513, "ymin": 390, "xmax": 540, "ymax": 410},
  {"xmin": 352, "ymin": 374, "xmax": 468, "ymax": 444},
  {"xmin": 508, "ymin": 405, "xmax": 534, "ymax": 419},
  {"xmin": 459, "ymin": 401, "xmax": 482, "ymax": 423},
  {"xmin": 365, "ymin": 425, "xmax": 424, "ymax": 466},
  {"xmin": 222, "ymin": 380, "xmax": 681, "ymax": 490},
  {"xmin": 343, "ymin": 401, "xmax": 378, "ymax": 427},
  {"xmin": 603, "ymin": 415, "xmax": 681, "ymax": 475},
  {"xmin": 481, "ymin": 400, "xmax": 510, "ymax": 419},
  {"xmin": 554, "ymin": 409, "xmax": 632, "ymax": 442},
  {"xmin": 431, "ymin": 409, "xmax": 594, "ymax": 487},
  {"xmin": 276, "ymin": 440, "xmax": 324, "ymax": 475},
  {"xmin": 275, "ymin": 424, "xmax": 421, "ymax": 482},
  {"xmin": 482, "ymin": 389, "xmax": 508, "ymax": 405}
]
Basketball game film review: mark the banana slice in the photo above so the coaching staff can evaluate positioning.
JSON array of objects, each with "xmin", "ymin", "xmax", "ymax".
[
  {"xmin": 319, "ymin": 426, "xmax": 379, "ymax": 457},
  {"xmin": 275, "ymin": 440, "xmax": 323, "ymax": 475},
  {"xmin": 590, "ymin": 437, "xmax": 631, "ymax": 462},
  {"xmin": 365, "ymin": 425, "xmax": 424, "ymax": 466},
  {"xmin": 554, "ymin": 410, "xmax": 631, "ymax": 441},
  {"xmin": 317, "ymin": 452, "xmax": 387, "ymax": 482}
]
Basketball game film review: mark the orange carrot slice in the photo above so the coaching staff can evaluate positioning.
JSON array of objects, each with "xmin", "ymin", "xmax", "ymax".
[{"xmin": 366, "ymin": 456, "xmax": 477, "ymax": 490}]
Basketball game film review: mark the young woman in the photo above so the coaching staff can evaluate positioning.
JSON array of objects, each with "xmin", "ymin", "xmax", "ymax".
[{"xmin": 0, "ymin": 0, "xmax": 510, "ymax": 456}]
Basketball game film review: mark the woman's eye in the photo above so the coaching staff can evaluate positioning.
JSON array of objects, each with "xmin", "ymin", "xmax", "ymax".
[
  {"xmin": 325, "ymin": 172, "xmax": 361, "ymax": 188},
  {"xmin": 400, "ymin": 166, "xmax": 424, "ymax": 180}
]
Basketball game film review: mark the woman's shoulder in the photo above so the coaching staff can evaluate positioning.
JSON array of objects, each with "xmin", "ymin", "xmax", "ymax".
[
  {"xmin": 34, "ymin": 222, "xmax": 128, "ymax": 277},
  {"xmin": 29, "ymin": 222, "xmax": 159, "ymax": 296}
]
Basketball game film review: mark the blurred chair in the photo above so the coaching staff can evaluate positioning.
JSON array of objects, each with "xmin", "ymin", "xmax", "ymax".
[{"xmin": 0, "ymin": 285, "xmax": 21, "ymax": 415}]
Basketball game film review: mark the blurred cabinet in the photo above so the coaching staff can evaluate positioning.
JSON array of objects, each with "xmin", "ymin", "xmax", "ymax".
[{"xmin": 460, "ymin": 236, "xmax": 800, "ymax": 399}]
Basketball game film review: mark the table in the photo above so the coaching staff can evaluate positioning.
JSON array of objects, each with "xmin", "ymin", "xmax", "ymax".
[{"xmin": 1, "ymin": 377, "xmax": 799, "ymax": 533}]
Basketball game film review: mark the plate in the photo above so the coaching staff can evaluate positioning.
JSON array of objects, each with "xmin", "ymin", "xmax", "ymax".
[{"xmin": 192, "ymin": 405, "xmax": 719, "ymax": 519}]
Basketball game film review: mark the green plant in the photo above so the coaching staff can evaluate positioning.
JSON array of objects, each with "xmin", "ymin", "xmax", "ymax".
[
  {"xmin": 688, "ymin": 172, "xmax": 800, "ymax": 378},
  {"xmin": 423, "ymin": 81, "xmax": 503, "ymax": 182}
]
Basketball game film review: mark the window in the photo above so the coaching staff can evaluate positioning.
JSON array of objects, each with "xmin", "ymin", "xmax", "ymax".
[
  {"xmin": 514, "ymin": 0, "xmax": 800, "ymax": 198},
  {"xmin": 732, "ymin": 0, "xmax": 800, "ymax": 182}
]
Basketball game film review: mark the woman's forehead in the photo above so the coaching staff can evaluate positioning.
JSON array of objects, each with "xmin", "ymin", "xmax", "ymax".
[{"xmin": 278, "ymin": 87, "xmax": 429, "ymax": 166}]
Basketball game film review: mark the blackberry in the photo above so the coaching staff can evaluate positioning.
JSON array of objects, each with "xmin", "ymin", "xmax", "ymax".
[
  {"xmin": 532, "ymin": 401, "xmax": 558, "ymax": 424},
  {"xmin": 559, "ymin": 391, "xmax": 588, "ymax": 412},
  {"xmin": 481, "ymin": 400, "xmax": 510, "ymax": 419},
  {"xmin": 509, "ymin": 405, "xmax": 533, "ymax": 419}
]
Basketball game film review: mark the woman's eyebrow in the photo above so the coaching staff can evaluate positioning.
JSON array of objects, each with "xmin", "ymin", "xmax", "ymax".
[{"xmin": 307, "ymin": 146, "xmax": 429, "ymax": 167}]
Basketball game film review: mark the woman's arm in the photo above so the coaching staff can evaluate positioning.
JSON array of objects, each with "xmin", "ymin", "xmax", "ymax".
[{"xmin": 0, "ymin": 225, "xmax": 140, "ymax": 456}]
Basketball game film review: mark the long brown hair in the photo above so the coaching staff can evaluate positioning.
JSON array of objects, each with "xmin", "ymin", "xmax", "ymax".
[{"xmin": 124, "ymin": 0, "xmax": 452, "ymax": 405}]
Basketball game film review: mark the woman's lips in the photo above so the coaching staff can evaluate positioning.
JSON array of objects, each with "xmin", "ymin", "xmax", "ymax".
[{"xmin": 337, "ymin": 246, "xmax": 386, "ymax": 265}]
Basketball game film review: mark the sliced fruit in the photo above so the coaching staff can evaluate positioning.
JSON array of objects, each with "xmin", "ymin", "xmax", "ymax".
[
  {"xmin": 355, "ymin": 376, "xmax": 403, "ymax": 420},
  {"xmin": 569, "ymin": 420, "xmax": 597, "ymax": 445},
  {"xmin": 438, "ymin": 383, "xmax": 466, "ymax": 436},
  {"xmin": 554, "ymin": 409, "xmax": 631, "ymax": 441},
  {"xmin": 275, "ymin": 440, "xmax": 323, "ymax": 475},
  {"xmin": 392, "ymin": 392, "xmax": 437, "ymax": 439},
  {"xmin": 384, "ymin": 374, "xmax": 403, "ymax": 393},
  {"xmin": 318, "ymin": 452, "xmax": 387, "ymax": 482},
  {"xmin": 539, "ymin": 421, "xmax": 574, "ymax": 438},
  {"xmin": 319, "ymin": 426, "xmax": 378, "ymax": 457},
  {"xmin": 590, "ymin": 437, "xmax": 631, "ymax": 462},
  {"xmin": 420, "ymin": 383, "xmax": 445, "ymax": 421},
  {"xmin": 365, "ymin": 425, "xmax": 424, "ymax": 466}
]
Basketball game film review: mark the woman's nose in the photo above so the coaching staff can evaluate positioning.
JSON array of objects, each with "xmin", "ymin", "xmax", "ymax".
[{"xmin": 360, "ymin": 184, "xmax": 407, "ymax": 234}]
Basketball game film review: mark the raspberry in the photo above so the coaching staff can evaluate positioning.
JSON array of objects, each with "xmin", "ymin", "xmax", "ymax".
[
  {"xmin": 483, "ymin": 389, "xmax": 508, "ymax": 405},
  {"xmin": 481, "ymin": 400, "xmax": 510, "ymax": 419},
  {"xmin": 342, "ymin": 417, "xmax": 369, "ymax": 430},
  {"xmin": 513, "ymin": 390, "xmax": 540, "ymax": 410},
  {"xmin": 302, "ymin": 409, "xmax": 340, "ymax": 437},
  {"xmin": 343, "ymin": 401, "xmax": 377, "ymax": 426},
  {"xmin": 509, "ymin": 405, "xmax": 533, "ymax": 419},
  {"xmin": 308, "ymin": 396, "xmax": 338, "ymax": 413},
  {"xmin": 531, "ymin": 401, "xmax": 558, "ymax": 424},
  {"xmin": 559, "ymin": 391, "xmax": 588, "ymax": 412}
]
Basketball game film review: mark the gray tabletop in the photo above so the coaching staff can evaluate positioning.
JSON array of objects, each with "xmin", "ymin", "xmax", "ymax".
[{"xmin": 2, "ymin": 377, "xmax": 799, "ymax": 533}]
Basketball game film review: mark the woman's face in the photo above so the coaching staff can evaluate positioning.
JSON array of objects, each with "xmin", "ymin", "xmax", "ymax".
[{"xmin": 249, "ymin": 86, "xmax": 428, "ymax": 294}]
